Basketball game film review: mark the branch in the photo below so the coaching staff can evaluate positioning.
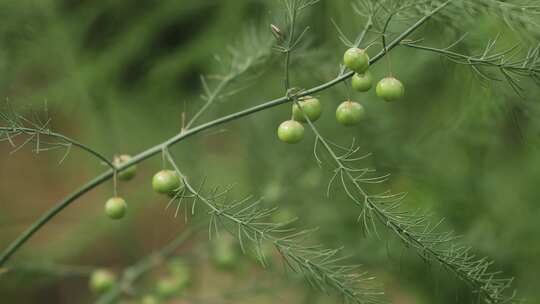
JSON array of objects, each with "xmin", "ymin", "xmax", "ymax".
[
  {"xmin": 2, "ymin": 263, "xmax": 94, "ymax": 278},
  {"xmin": 0, "ymin": 111, "xmax": 114, "ymax": 168},
  {"xmin": 0, "ymin": 0, "xmax": 452, "ymax": 267}
]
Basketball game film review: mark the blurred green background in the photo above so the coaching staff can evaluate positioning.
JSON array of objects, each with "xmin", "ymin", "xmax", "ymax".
[{"xmin": 1, "ymin": 0, "xmax": 539, "ymax": 303}]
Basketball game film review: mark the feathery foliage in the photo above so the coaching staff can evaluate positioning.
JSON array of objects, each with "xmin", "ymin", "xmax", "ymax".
[
  {"xmin": 0, "ymin": 101, "xmax": 113, "ymax": 167},
  {"xmin": 402, "ymin": 37, "xmax": 540, "ymax": 96},
  {"xmin": 163, "ymin": 149, "xmax": 385, "ymax": 304},
  {"xmin": 304, "ymin": 116, "xmax": 518, "ymax": 303}
]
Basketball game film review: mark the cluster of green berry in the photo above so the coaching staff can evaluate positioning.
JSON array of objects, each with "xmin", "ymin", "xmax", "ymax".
[
  {"xmin": 346, "ymin": 47, "xmax": 405, "ymax": 101},
  {"xmin": 103, "ymin": 155, "xmax": 183, "ymax": 220},
  {"xmin": 89, "ymin": 258, "xmax": 191, "ymax": 303},
  {"xmin": 277, "ymin": 47, "xmax": 404, "ymax": 144},
  {"xmin": 154, "ymin": 258, "xmax": 191, "ymax": 299}
]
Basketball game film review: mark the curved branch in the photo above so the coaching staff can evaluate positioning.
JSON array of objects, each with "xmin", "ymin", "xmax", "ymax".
[
  {"xmin": 0, "ymin": 0, "xmax": 452, "ymax": 267},
  {"xmin": 0, "ymin": 126, "xmax": 115, "ymax": 168}
]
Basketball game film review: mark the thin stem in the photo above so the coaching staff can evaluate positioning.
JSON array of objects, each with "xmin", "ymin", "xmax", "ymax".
[
  {"xmin": 283, "ymin": 1, "xmax": 299, "ymax": 92},
  {"xmin": 5, "ymin": 263, "xmax": 95, "ymax": 277},
  {"xmin": 0, "ymin": 126, "xmax": 115, "ymax": 169},
  {"xmin": 185, "ymin": 76, "xmax": 230, "ymax": 130},
  {"xmin": 382, "ymin": 12, "xmax": 396, "ymax": 76},
  {"xmin": 402, "ymin": 41, "xmax": 540, "ymax": 73},
  {"xmin": 161, "ymin": 148, "xmax": 166, "ymax": 169},
  {"xmin": 339, "ymin": 16, "xmax": 373, "ymax": 76},
  {"xmin": 113, "ymin": 171, "xmax": 118, "ymax": 197},
  {"xmin": 0, "ymin": 0, "xmax": 452, "ymax": 267}
]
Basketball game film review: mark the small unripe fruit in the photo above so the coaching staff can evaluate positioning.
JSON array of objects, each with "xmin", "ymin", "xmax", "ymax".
[
  {"xmin": 156, "ymin": 277, "xmax": 183, "ymax": 298},
  {"xmin": 351, "ymin": 71, "xmax": 373, "ymax": 92},
  {"xmin": 212, "ymin": 236, "xmax": 238, "ymax": 270},
  {"xmin": 343, "ymin": 48, "xmax": 369, "ymax": 73},
  {"xmin": 292, "ymin": 96, "xmax": 322, "ymax": 123},
  {"xmin": 376, "ymin": 77, "xmax": 404, "ymax": 102},
  {"xmin": 277, "ymin": 120, "xmax": 304, "ymax": 144},
  {"xmin": 336, "ymin": 101, "xmax": 365, "ymax": 126},
  {"xmin": 152, "ymin": 170, "xmax": 182, "ymax": 195},
  {"xmin": 141, "ymin": 295, "xmax": 160, "ymax": 304},
  {"xmin": 89, "ymin": 269, "xmax": 116, "ymax": 294},
  {"xmin": 168, "ymin": 258, "xmax": 191, "ymax": 288},
  {"xmin": 104, "ymin": 197, "xmax": 127, "ymax": 220},
  {"xmin": 114, "ymin": 154, "xmax": 137, "ymax": 181}
]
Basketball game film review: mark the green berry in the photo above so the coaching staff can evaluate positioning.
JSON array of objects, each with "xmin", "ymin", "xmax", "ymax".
[
  {"xmin": 336, "ymin": 101, "xmax": 365, "ymax": 126},
  {"xmin": 277, "ymin": 120, "xmax": 304, "ymax": 144},
  {"xmin": 114, "ymin": 154, "xmax": 137, "ymax": 181},
  {"xmin": 214, "ymin": 249, "xmax": 236, "ymax": 269},
  {"xmin": 104, "ymin": 197, "xmax": 127, "ymax": 220},
  {"xmin": 168, "ymin": 258, "xmax": 191, "ymax": 288},
  {"xmin": 292, "ymin": 96, "xmax": 322, "ymax": 123},
  {"xmin": 89, "ymin": 269, "xmax": 116, "ymax": 294},
  {"xmin": 351, "ymin": 71, "xmax": 373, "ymax": 92},
  {"xmin": 156, "ymin": 277, "xmax": 183, "ymax": 298},
  {"xmin": 212, "ymin": 236, "xmax": 238, "ymax": 270},
  {"xmin": 168, "ymin": 258, "xmax": 188, "ymax": 276},
  {"xmin": 376, "ymin": 77, "xmax": 404, "ymax": 102},
  {"xmin": 343, "ymin": 48, "xmax": 369, "ymax": 73},
  {"xmin": 152, "ymin": 170, "xmax": 182, "ymax": 195},
  {"xmin": 141, "ymin": 295, "xmax": 160, "ymax": 304}
]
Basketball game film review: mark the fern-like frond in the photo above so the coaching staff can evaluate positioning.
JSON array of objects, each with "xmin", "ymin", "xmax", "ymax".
[
  {"xmin": 0, "ymin": 101, "xmax": 113, "ymax": 167},
  {"xmin": 402, "ymin": 37, "xmax": 540, "ymax": 96},
  {"xmin": 302, "ymin": 117, "xmax": 518, "ymax": 304},
  {"xmin": 186, "ymin": 27, "xmax": 274, "ymax": 130},
  {"xmin": 162, "ymin": 149, "xmax": 385, "ymax": 304}
]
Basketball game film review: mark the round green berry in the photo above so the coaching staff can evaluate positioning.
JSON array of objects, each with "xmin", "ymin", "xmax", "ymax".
[
  {"xmin": 89, "ymin": 269, "xmax": 116, "ymax": 294},
  {"xmin": 277, "ymin": 120, "xmax": 304, "ymax": 144},
  {"xmin": 351, "ymin": 71, "xmax": 373, "ymax": 92},
  {"xmin": 104, "ymin": 197, "xmax": 127, "ymax": 220},
  {"xmin": 156, "ymin": 277, "xmax": 182, "ymax": 298},
  {"xmin": 141, "ymin": 295, "xmax": 160, "ymax": 304},
  {"xmin": 114, "ymin": 154, "xmax": 137, "ymax": 181},
  {"xmin": 336, "ymin": 101, "xmax": 365, "ymax": 126},
  {"xmin": 168, "ymin": 258, "xmax": 191, "ymax": 288},
  {"xmin": 152, "ymin": 170, "xmax": 182, "ymax": 195},
  {"xmin": 214, "ymin": 248, "xmax": 236, "ymax": 269},
  {"xmin": 376, "ymin": 77, "xmax": 404, "ymax": 102},
  {"xmin": 343, "ymin": 47, "xmax": 369, "ymax": 73},
  {"xmin": 212, "ymin": 236, "xmax": 238, "ymax": 270},
  {"xmin": 292, "ymin": 96, "xmax": 322, "ymax": 123}
]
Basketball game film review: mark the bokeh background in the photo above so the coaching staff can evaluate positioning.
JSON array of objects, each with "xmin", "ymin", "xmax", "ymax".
[{"xmin": 1, "ymin": 0, "xmax": 539, "ymax": 303}]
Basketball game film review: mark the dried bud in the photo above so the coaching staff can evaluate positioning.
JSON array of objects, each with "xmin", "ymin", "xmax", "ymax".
[{"xmin": 270, "ymin": 24, "xmax": 283, "ymax": 41}]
